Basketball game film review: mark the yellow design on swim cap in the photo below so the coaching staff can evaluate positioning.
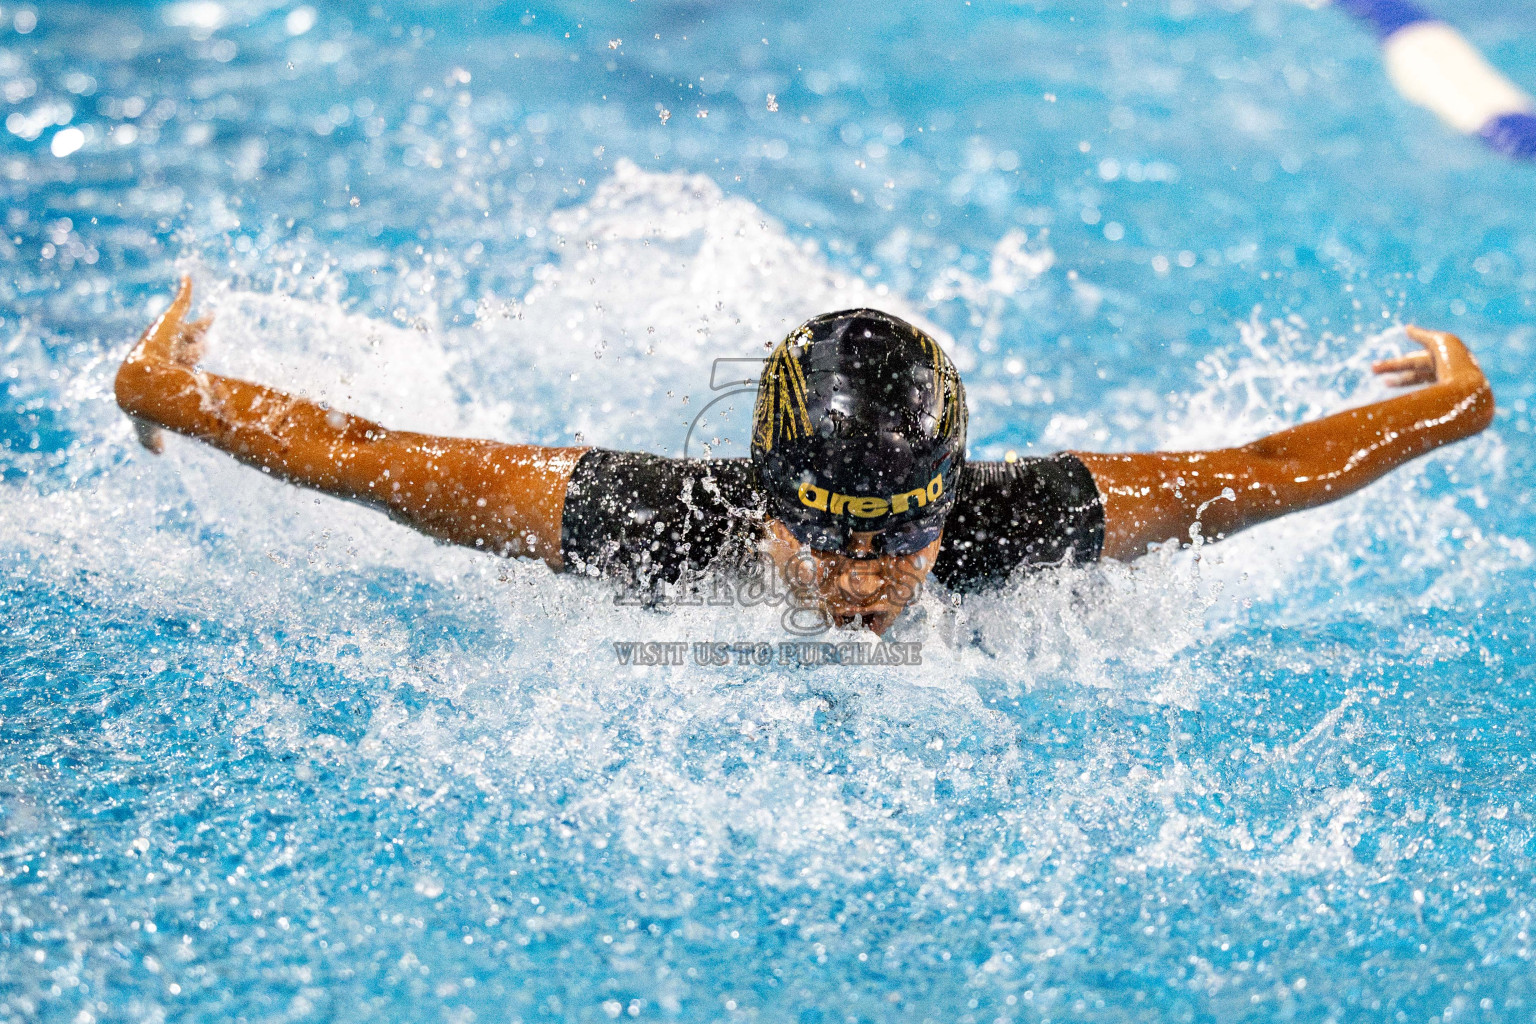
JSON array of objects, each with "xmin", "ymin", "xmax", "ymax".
[
  {"xmin": 753, "ymin": 327, "xmax": 814, "ymax": 453},
  {"xmin": 914, "ymin": 327, "xmax": 964, "ymax": 439}
]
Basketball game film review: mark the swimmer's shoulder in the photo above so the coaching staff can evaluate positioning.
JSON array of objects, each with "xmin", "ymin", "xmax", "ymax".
[
  {"xmin": 936, "ymin": 452, "xmax": 1105, "ymax": 591},
  {"xmin": 560, "ymin": 449, "xmax": 764, "ymax": 583},
  {"xmin": 565, "ymin": 448, "xmax": 758, "ymax": 499}
]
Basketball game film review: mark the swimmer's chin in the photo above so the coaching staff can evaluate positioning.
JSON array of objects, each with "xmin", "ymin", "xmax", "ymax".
[{"xmin": 831, "ymin": 610, "xmax": 897, "ymax": 635}]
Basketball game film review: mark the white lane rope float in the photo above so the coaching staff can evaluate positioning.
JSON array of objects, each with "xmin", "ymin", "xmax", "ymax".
[{"xmin": 1303, "ymin": 0, "xmax": 1536, "ymax": 159}]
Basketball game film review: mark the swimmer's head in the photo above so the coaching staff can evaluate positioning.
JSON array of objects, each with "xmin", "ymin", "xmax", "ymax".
[{"xmin": 751, "ymin": 309, "xmax": 967, "ymax": 631}]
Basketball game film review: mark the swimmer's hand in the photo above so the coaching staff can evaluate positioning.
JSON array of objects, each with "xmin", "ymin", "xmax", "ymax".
[
  {"xmin": 117, "ymin": 276, "xmax": 211, "ymax": 454},
  {"xmin": 1372, "ymin": 325, "xmax": 1478, "ymax": 389}
]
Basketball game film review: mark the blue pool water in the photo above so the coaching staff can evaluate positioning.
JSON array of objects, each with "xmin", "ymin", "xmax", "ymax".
[{"xmin": 4, "ymin": 1, "xmax": 1536, "ymax": 1020}]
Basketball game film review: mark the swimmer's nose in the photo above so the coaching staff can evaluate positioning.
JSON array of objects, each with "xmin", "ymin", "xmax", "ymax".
[
  {"xmin": 832, "ymin": 558, "xmax": 886, "ymax": 603},
  {"xmin": 844, "ymin": 531, "xmax": 880, "ymax": 558}
]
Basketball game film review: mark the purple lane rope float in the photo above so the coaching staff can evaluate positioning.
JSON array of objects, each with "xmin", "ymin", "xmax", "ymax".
[{"xmin": 1309, "ymin": 0, "xmax": 1536, "ymax": 159}]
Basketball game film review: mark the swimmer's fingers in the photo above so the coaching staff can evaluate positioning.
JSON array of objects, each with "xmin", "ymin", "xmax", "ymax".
[
  {"xmin": 1404, "ymin": 325, "xmax": 1490, "ymax": 391},
  {"xmin": 1404, "ymin": 324, "xmax": 1459, "ymax": 348},
  {"xmin": 1372, "ymin": 351, "xmax": 1436, "ymax": 387},
  {"xmin": 1403, "ymin": 324, "xmax": 1478, "ymax": 381},
  {"xmin": 122, "ymin": 277, "xmax": 200, "ymax": 454},
  {"xmin": 134, "ymin": 276, "xmax": 195, "ymax": 365}
]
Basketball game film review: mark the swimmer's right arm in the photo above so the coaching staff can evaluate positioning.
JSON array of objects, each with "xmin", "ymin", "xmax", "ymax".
[
  {"xmin": 1074, "ymin": 326, "xmax": 1495, "ymax": 560},
  {"xmin": 114, "ymin": 278, "xmax": 587, "ymax": 568}
]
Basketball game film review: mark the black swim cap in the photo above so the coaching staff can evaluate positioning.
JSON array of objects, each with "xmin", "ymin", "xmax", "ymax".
[{"xmin": 750, "ymin": 309, "xmax": 967, "ymax": 549}]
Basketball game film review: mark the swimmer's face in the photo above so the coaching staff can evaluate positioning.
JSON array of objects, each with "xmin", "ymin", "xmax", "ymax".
[{"xmin": 761, "ymin": 519, "xmax": 943, "ymax": 636}]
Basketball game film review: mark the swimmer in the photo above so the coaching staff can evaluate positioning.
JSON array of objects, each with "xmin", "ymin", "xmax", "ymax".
[{"xmin": 116, "ymin": 278, "xmax": 1493, "ymax": 634}]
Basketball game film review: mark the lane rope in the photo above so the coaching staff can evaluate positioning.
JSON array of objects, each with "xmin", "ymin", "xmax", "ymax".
[{"xmin": 1304, "ymin": 0, "xmax": 1536, "ymax": 158}]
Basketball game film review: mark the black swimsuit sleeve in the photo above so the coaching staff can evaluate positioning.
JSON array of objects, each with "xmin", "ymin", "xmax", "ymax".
[
  {"xmin": 559, "ymin": 449, "xmax": 764, "ymax": 586},
  {"xmin": 930, "ymin": 452, "xmax": 1105, "ymax": 593}
]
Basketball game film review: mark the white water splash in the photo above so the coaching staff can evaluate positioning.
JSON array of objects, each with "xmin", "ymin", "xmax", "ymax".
[{"xmin": 2, "ymin": 161, "xmax": 1525, "ymax": 923}]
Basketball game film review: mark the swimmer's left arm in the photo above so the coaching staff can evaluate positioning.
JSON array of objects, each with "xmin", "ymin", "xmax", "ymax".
[
  {"xmin": 1074, "ymin": 326, "xmax": 1495, "ymax": 560},
  {"xmin": 115, "ymin": 278, "xmax": 585, "ymax": 567}
]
